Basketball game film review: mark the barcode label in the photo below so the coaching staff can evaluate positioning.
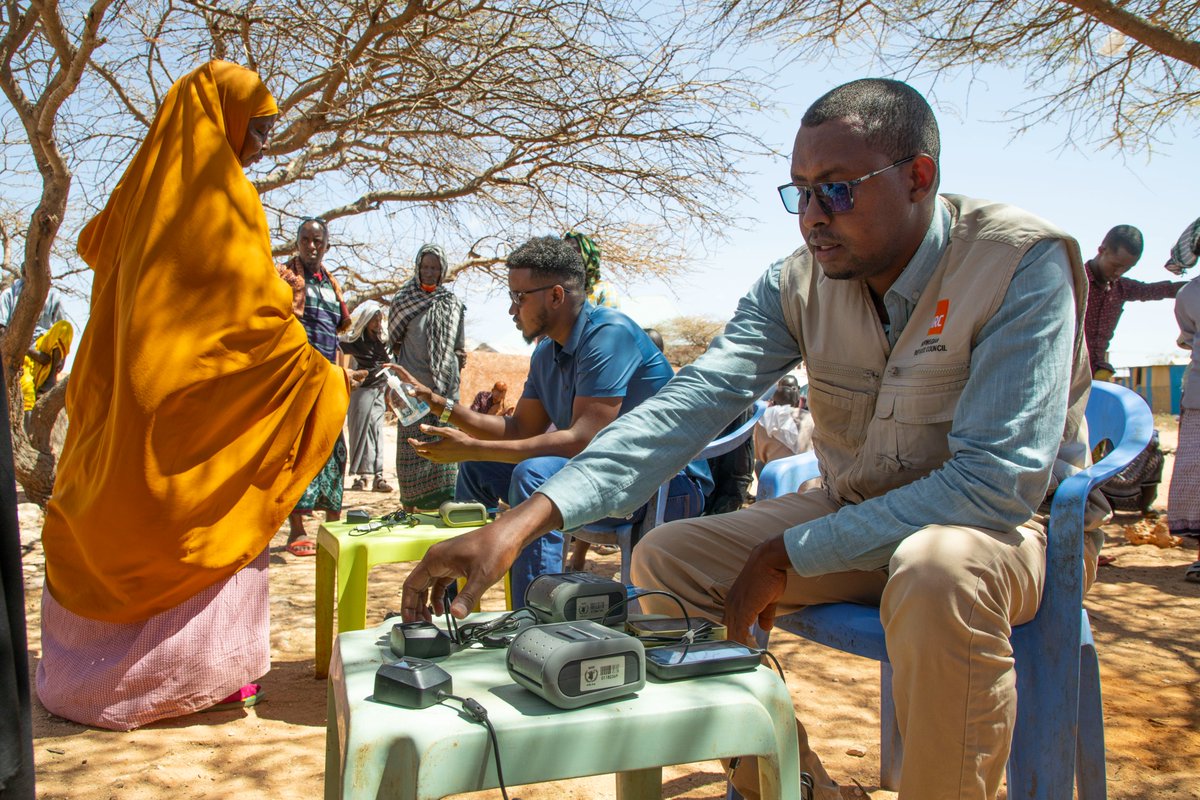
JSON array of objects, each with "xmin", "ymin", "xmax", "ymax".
[{"xmin": 580, "ymin": 656, "xmax": 624, "ymax": 691}]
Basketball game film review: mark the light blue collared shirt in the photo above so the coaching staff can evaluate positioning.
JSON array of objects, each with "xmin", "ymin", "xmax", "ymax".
[{"xmin": 536, "ymin": 201, "xmax": 1076, "ymax": 576}]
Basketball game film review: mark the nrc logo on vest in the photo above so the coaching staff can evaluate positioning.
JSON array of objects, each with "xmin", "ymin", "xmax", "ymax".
[{"xmin": 927, "ymin": 299, "xmax": 950, "ymax": 335}]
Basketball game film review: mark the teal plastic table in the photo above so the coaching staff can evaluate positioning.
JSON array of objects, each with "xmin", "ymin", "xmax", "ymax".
[{"xmin": 325, "ymin": 618, "xmax": 803, "ymax": 800}]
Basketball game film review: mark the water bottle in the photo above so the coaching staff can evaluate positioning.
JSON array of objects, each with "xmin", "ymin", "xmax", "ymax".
[{"xmin": 385, "ymin": 373, "xmax": 430, "ymax": 426}]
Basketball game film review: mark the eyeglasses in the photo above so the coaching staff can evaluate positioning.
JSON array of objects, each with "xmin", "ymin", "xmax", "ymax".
[
  {"xmin": 777, "ymin": 155, "xmax": 918, "ymax": 215},
  {"xmin": 508, "ymin": 285, "xmax": 560, "ymax": 306}
]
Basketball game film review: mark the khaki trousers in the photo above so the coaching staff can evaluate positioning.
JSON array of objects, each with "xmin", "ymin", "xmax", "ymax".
[{"xmin": 630, "ymin": 488, "xmax": 1098, "ymax": 800}]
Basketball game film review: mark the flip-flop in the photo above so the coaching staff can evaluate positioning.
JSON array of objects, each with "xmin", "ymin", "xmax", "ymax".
[
  {"xmin": 1097, "ymin": 555, "xmax": 1117, "ymax": 567},
  {"xmin": 204, "ymin": 683, "xmax": 262, "ymax": 713},
  {"xmin": 1186, "ymin": 561, "xmax": 1200, "ymax": 584},
  {"xmin": 287, "ymin": 538, "xmax": 317, "ymax": 557}
]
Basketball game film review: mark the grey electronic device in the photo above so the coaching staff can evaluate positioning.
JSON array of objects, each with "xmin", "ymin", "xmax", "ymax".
[
  {"xmin": 643, "ymin": 640, "xmax": 761, "ymax": 680},
  {"xmin": 373, "ymin": 657, "xmax": 452, "ymax": 709},
  {"xmin": 524, "ymin": 572, "xmax": 627, "ymax": 625},
  {"xmin": 506, "ymin": 620, "xmax": 645, "ymax": 709}
]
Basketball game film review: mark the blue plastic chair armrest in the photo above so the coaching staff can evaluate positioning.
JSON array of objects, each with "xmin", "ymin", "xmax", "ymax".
[{"xmin": 758, "ymin": 451, "xmax": 820, "ymax": 500}]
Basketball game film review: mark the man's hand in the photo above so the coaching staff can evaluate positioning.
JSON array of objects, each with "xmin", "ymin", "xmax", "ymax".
[
  {"xmin": 407, "ymin": 425, "xmax": 482, "ymax": 463},
  {"xmin": 722, "ymin": 536, "xmax": 793, "ymax": 647},
  {"xmin": 349, "ymin": 369, "xmax": 369, "ymax": 388},
  {"xmin": 401, "ymin": 494, "xmax": 562, "ymax": 620},
  {"xmin": 384, "ymin": 364, "xmax": 439, "ymax": 408}
]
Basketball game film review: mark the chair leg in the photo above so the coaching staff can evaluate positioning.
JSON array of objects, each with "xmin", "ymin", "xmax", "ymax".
[
  {"xmin": 618, "ymin": 526, "xmax": 634, "ymax": 588},
  {"xmin": 562, "ymin": 534, "xmax": 574, "ymax": 572},
  {"xmin": 1076, "ymin": 631, "xmax": 1107, "ymax": 799},
  {"xmin": 879, "ymin": 662, "xmax": 902, "ymax": 791}
]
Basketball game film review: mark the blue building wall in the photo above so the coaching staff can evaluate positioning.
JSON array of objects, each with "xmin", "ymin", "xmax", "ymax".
[{"xmin": 1114, "ymin": 364, "xmax": 1187, "ymax": 414}]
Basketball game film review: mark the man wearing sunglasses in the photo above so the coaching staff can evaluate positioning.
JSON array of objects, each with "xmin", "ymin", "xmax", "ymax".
[
  {"xmin": 389, "ymin": 235, "xmax": 712, "ymax": 604},
  {"xmin": 401, "ymin": 79, "xmax": 1094, "ymax": 799}
]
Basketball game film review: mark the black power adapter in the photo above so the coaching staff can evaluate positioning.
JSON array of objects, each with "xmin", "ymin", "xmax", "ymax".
[
  {"xmin": 389, "ymin": 621, "xmax": 455, "ymax": 659},
  {"xmin": 373, "ymin": 657, "xmax": 453, "ymax": 709}
]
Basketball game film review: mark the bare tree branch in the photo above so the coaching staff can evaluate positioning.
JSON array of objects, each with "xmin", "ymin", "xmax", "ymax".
[
  {"xmin": 721, "ymin": 0, "xmax": 1200, "ymax": 151},
  {"xmin": 0, "ymin": 0, "xmax": 769, "ymax": 500}
]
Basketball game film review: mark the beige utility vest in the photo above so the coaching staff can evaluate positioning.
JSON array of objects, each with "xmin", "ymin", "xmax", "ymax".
[{"xmin": 779, "ymin": 194, "xmax": 1093, "ymax": 509}]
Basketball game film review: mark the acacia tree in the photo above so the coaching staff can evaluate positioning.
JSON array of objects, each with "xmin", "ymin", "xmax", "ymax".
[
  {"xmin": 0, "ymin": 0, "xmax": 764, "ymax": 502},
  {"xmin": 657, "ymin": 314, "xmax": 725, "ymax": 366},
  {"xmin": 722, "ymin": 0, "xmax": 1200, "ymax": 151}
]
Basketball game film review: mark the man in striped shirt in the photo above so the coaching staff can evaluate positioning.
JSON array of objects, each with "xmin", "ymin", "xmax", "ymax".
[{"xmin": 1084, "ymin": 224, "xmax": 1186, "ymax": 377}]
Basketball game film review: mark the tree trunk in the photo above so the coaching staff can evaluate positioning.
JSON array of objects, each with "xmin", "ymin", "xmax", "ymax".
[{"xmin": 8, "ymin": 373, "xmax": 65, "ymax": 506}]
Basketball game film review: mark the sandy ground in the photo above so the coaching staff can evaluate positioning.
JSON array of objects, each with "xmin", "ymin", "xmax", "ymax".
[{"xmin": 20, "ymin": 362, "xmax": 1200, "ymax": 798}]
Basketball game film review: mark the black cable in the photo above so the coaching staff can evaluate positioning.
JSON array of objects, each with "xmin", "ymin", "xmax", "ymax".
[
  {"xmin": 455, "ymin": 607, "xmax": 538, "ymax": 648},
  {"xmin": 603, "ymin": 588, "xmax": 703, "ymax": 658},
  {"xmin": 601, "ymin": 588, "xmax": 690, "ymax": 625},
  {"xmin": 439, "ymin": 692, "xmax": 512, "ymax": 800},
  {"xmin": 761, "ymin": 648, "xmax": 786, "ymax": 679}
]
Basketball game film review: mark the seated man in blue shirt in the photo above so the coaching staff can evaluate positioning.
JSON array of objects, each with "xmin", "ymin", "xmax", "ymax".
[{"xmin": 393, "ymin": 235, "xmax": 711, "ymax": 603}]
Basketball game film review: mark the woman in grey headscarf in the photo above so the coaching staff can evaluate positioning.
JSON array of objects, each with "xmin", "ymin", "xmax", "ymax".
[
  {"xmin": 387, "ymin": 244, "xmax": 466, "ymax": 509},
  {"xmin": 340, "ymin": 300, "xmax": 392, "ymax": 492}
]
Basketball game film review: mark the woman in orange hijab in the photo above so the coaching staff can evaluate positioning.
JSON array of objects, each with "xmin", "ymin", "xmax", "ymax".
[{"xmin": 35, "ymin": 61, "xmax": 349, "ymax": 730}]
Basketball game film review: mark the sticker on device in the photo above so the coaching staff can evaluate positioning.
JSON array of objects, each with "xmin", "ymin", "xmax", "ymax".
[
  {"xmin": 580, "ymin": 656, "xmax": 624, "ymax": 692},
  {"xmin": 575, "ymin": 596, "xmax": 610, "ymax": 618}
]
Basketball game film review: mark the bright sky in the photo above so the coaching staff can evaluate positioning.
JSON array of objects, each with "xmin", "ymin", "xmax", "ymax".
[{"xmin": 456, "ymin": 59, "xmax": 1198, "ymax": 369}]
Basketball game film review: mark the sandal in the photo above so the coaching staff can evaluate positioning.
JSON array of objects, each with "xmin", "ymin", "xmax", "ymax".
[
  {"xmin": 204, "ymin": 683, "xmax": 262, "ymax": 712},
  {"xmin": 350, "ymin": 477, "xmax": 367, "ymax": 491},
  {"xmin": 286, "ymin": 538, "xmax": 317, "ymax": 557},
  {"xmin": 1186, "ymin": 561, "xmax": 1200, "ymax": 584},
  {"xmin": 373, "ymin": 478, "xmax": 393, "ymax": 493}
]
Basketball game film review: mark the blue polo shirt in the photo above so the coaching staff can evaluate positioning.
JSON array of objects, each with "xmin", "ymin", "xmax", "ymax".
[
  {"xmin": 523, "ymin": 303, "xmax": 670, "ymax": 425},
  {"xmin": 524, "ymin": 302, "xmax": 712, "ymax": 493}
]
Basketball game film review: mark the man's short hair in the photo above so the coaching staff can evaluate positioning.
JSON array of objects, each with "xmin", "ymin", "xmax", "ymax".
[
  {"xmin": 1102, "ymin": 225, "xmax": 1145, "ymax": 260},
  {"xmin": 802, "ymin": 79, "xmax": 941, "ymax": 164},
  {"xmin": 507, "ymin": 236, "xmax": 586, "ymax": 293},
  {"xmin": 297, "ymin": 216, "xmax": 329, "ymax": 241}
]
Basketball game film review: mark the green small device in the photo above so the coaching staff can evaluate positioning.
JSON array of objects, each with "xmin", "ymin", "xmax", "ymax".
[{"xmin": 438, "ymin": 501, "xmax": 489, "ymax": 527}]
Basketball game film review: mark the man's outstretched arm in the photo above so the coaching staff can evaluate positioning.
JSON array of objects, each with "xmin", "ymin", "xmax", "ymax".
[{"xmin": 400, "ymin": 262, "xmax": 802, "ymax": 616}]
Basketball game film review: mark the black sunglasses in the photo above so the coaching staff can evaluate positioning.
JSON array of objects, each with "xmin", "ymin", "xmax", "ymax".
[{"xmin": 777, "ymin": 155, "xmax": 918, "ymax": 215}]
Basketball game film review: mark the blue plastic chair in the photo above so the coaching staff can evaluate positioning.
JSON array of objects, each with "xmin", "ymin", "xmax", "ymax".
[
  {"xmin": 568, "ymin": 400, "xmax": 768, "ymax": 586},
  {"xmin": 753, "ymin": 381, "xmax": 1151, "ymax": 799}
]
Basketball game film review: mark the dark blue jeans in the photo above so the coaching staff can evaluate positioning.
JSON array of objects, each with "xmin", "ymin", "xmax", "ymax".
[{"xmin": 456, "ymin": 457, "xmax": 704, "ymax": 605}]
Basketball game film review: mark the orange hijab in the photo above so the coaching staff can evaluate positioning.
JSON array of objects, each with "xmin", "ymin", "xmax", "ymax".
[{"xmin": 42, "ymin": 61, "xmax": 348, "ymax": 623}]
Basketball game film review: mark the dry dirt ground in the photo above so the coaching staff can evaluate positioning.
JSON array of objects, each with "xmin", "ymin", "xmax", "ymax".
[{"xmin": 21, "ymin": 357, "xmax": 1200, "ymax": 799}]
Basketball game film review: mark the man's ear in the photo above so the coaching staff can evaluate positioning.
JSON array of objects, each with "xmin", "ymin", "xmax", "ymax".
[{"xmin": 910, "ymin": 154, "xmax": 938, "ymax": 202}]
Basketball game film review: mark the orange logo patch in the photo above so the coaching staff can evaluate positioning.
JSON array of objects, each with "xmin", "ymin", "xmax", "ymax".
[{"xmin": 927, "ymin": 299, "xmax": 949, "ymax": 335}]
